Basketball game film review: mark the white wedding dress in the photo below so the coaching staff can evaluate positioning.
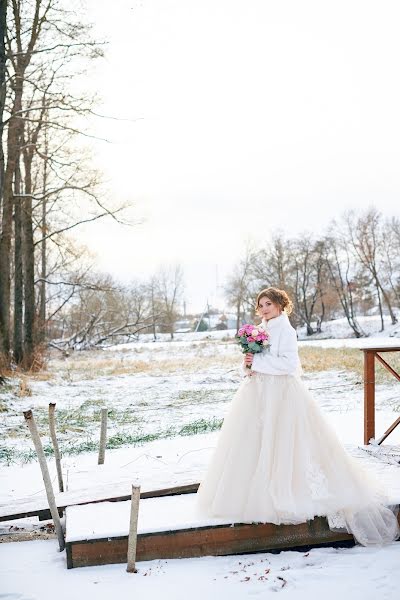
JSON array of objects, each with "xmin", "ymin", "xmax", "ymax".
[{"xmin": 196, "ymin": 313, "xmax": 399, "ymax": 546}]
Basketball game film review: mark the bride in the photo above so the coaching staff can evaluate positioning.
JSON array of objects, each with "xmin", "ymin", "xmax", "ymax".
[{"xmin": 196, "ymin": 287, "xmax": 399, "ymax": 546}]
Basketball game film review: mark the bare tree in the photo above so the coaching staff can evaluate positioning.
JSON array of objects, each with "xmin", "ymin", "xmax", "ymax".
[
  {"xmin": 251, "ymin": 232, "xmax": 293, "ymax": 290},
  {"xmin": 0, "ymin": 0, "xmax": 131, "ymax": 368},
  {"xmin": 155, "ymin": 265, "xmax": 184, "ymax": 340},
  {"xmin": 345, "ymin": 209, "xmax": 397, "ymax": 330},
  {"xmin": 325, "ymin": 225, "xmax": 365, "ymax": 338},
  {"xmin": 49, "ymin": 274, "xmax": 157, "ymax": 351},
  {"xmin": 291, "ymin": 237, "xmax": 328, "ymax": 335},
  {"xmin": 225, "ymin": 244, "xmax": 255, "ymax": 332},
  {"xmin": 381, "ymin": 216, "xmax": 400, "ymax": 307}
]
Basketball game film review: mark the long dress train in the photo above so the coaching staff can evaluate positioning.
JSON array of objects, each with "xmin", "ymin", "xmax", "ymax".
[{"xmin": 196, "ymin": 318, "xmax": 399, "ymax": 546}]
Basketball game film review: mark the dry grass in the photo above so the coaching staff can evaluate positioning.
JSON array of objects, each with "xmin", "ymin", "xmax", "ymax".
[
  {"xmin": 39, "ymin": 347, "xmax": 400, "ymax": 382},
  {"xmin": 299, "ymin": 347, "xmax": 363, "ymax": 375},
  {"xmin": 29, "ymin": 371, "xmax": 53, "ymax": 381},
  {"xmin": 2, "ymin": 344, "xmax": 400, "ymax": 383},
  {"xmin": 299, "ymin": 347, "xmax": 400, "ymax": 383},
  {"xmin": 55, "ymin": 354, "xmax": 239, "ymax": 379},
  {"xmin": 18, "ymin": 377, "xmax": 32, "ymax": 397}
]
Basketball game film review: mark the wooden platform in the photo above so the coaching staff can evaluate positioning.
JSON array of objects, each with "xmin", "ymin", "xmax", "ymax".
[
  {"xmin": 66, "ymin": 518, "xmax": 355, "ymax": 569},
  {"xmin": 0, "ymin": 481, "xmax": 199, "ymax": 523},
  {"xmin": 65, "ymin": 493, "xmax": 356, "ymax": 569}
]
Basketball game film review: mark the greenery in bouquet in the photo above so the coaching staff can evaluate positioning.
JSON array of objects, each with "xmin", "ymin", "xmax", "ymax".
[{"xmin": 235, "ymin": 324, "xmax": 270, "ymax": 368}]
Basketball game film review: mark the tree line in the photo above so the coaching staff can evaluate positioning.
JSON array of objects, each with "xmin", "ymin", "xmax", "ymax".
[
  {"xmin": 52, "ymin": 206, "xmax": 399, "ymax": 350},
  {"xmin": 48, "ymin": 265, "xmax": 185, "ymax": 351},
  {"xmin": 226, "ymin": 207, "xmax": 399, "ymax": 337},
  {"xmin": 0, "ymin": 0, "xmax": 128, "ymax": 369}
]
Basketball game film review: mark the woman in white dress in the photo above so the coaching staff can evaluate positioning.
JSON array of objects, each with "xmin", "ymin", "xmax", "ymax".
[{"xmin": 197, "ymin": 287, "xmax": 399, "ymax": 546}]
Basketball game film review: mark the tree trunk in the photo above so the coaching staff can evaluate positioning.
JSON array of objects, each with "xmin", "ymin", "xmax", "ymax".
[
  {"xmin": 0, "ymin": 0, "xmax": 5, "ymax": 366},
  {"xmin": 38, "ymin": 122, "xmax": 49, "ymax": 342},
  {"xmin": 13, "ymin": 161, "xmax": 24, "ymax": 364},
  {"xmin": 236, "ymin": 299, "xmax": 241, "ymax": 333},
  {"xmin": 21, "ymin": 124, "xmax": 37, "ymax": 367},
  {"xmin": 0, "ymin": 0, "xmax": 6, "ymax": 208},
  {"xmin": 38, "ymin": 194, "xmax": 47, "ymax": 341},
  {"xmin": 0, "ymin": 68, "xmax": 24, "ymax": 361},
  {"xmin": 376, "ymin": 286, "xmax": 384, "ymax": 332},
  {"xmin": 22, "ymin": 189, "xmax": 35, "ymax": 368},
  {"xmin": 378, "ymin": 281, "xmax": 398, "ymax": 325},
  {"xmin": 150, "ymin": 285, "xmax": 157, "ymax": 341},
  {"xmin": 325, "ymin": 248, "xmax": 364, "ymax": 338}
]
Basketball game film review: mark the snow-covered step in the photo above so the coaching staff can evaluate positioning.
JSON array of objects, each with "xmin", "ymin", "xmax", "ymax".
[
  {"xmin": 65, "ymin": 493, "xmax": 355, "ymax": 568},
  {"xmin": 66, "ymin": 493, "xmax": 230, "ymax": 542},
  {"xmin": 64, "ymin": 452, "xmax": 400, "ymax": 569},
  {"xmin": 0, "ymin": 481, "xmax": 199, "ymax": 523}
]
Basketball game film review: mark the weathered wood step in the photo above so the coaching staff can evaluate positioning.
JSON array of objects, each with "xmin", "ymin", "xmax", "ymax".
[
  {"xmin": 65, "ymin": 493, "xmax": 356, "ymax": 569},
  {"xmin": 0, "ymin": 481, "xmax": 199, "ymax": 522}
]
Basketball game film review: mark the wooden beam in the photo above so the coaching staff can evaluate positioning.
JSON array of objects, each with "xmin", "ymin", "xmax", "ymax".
[
  {"xmin": 360, "ymin": 347, "xmax": 400, "ymax": 353},
  {"xmin": 363, "ymin": 350, "xmax": 375, "ymax": 444},
  {"xmin": 375, "ymin": 353, "xmax": 400, "ymax": 383},
  {"xmin": 66, "ymin": 517, "xmax": 355, "ymax": 569},
  {"xmin": 376, "ymin": 416, "xmax": 400, "ymax": 445}
]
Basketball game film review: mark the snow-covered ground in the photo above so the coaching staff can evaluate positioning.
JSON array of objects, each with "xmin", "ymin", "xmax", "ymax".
[
  {"xmin": 1, "ymin": 314, "xmax": 400, "ymax": 598},
  {"xmin": 1, "ymin": 537, "xmax": 400, "ymax": 600}
]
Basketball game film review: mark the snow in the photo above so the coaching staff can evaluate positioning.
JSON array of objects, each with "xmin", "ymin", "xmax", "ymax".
[
  {"xmin": 1, "ymin": 314, "xmax": 400, "ymax": 597},
  {"xmin": 108, "ymin": 314, "xmax": 400, "ymax": 347},
  {"xmin": 66, "ymin": 494, "xmax": 233, "ymax": 542},
  {"xmin": 1, "ymin": 538, "xmax": 400, "ymax": 599},
  {"xmin": 297, "ymin": 314, "xmax": 400, "ymax": 342}
]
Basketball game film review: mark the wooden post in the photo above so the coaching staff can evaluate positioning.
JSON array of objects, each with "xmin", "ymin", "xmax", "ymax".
[
  {"xmin": 98, "ymin": 407, "xmax": 107, "ymax": 465},
  {"xmin": 126, "ymin": 485, "xmax": 141, "ymax": 573},
  {"xmin": 364, "ymin": 350, "xmax": 375, "ymax": 445},
  {"xmin": 23, "ymin": 409, "xmax": 65, "ymax": 551},
  {"xmin": 48, "ymin": 403, "xmax": 64, "ymax": 492}
]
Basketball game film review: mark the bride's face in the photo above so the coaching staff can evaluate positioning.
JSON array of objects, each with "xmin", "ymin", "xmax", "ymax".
[{"xmin": 257, "ymin": 296, "xmax": 281, "ymax": 321}]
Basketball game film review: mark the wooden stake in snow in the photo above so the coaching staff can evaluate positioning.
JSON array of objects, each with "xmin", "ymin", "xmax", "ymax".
[
  {"xmin": 48, "ymin": 403, "xmax": 64, "ymax": 492},
  {"xmin": 98, "ymin": 407, "xmax": 108, "ymax": 465},
  {"xmin": 23, "ymin": 409, "xmax": 65, "ymax": 551},
  {"xmin": 126, "ymin": 484, "xmax": 141, "ymax": 573}
]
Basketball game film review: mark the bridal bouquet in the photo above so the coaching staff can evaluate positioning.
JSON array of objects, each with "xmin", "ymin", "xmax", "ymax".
[{"xmin": 235, "ymin": 324, "xmax": 270, "ymax": 369}]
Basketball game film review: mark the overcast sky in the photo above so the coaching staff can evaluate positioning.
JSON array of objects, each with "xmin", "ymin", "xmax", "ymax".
[{"xmin": 81, "ymin": 0, "xmax": 400, "ymax": 312}]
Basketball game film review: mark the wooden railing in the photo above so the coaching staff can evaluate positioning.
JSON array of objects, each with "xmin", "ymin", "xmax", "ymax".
[{"xmin": 362, "ymin": 346, "xmax": 400, "ymax": 445}]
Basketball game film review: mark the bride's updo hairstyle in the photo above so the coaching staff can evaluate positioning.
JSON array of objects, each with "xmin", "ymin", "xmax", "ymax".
[{"xmin": 256, "ymin": 287, "xmax": 294, "ymax": 316}]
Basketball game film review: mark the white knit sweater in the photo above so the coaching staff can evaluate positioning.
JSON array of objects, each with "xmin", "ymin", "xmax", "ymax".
[{"xmin": 251, "ymin": 313, "xmax": 300, "ymax": 376}]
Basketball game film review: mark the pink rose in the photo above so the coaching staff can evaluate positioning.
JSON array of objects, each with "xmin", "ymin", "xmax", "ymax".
[{"xmin": 247, "ymin": 336, "xmax": 255, "ymax": 343}]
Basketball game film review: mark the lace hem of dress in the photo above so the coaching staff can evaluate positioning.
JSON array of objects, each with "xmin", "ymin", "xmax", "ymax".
[
  {"xmin": 327, "ymin": 511, "xmax": 347, "ymax": 531},
  {"xmin": 306, "ymin": 462, "xmax": 331, "ymax": 501}
]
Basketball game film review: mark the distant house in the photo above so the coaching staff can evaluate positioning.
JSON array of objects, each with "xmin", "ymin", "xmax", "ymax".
[
  {"xmin": 174, "ymin": 319, "xmax": 193, "ymax": 333},
  {"xmin": 202, "ymin": 313, "xmax": 237, "ymax": 331}
]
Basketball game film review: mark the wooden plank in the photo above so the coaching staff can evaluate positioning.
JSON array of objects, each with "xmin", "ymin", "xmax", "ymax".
[
  {"xmin": 66, "ymin": 518, "xmax": 355, "ymax": 569},
  {"xmin": 362, "ymin": 347, "xmax": 400, "ymax": 445},
  {"xmin": 0, "ymin": 482, "xmax": 200, "ymax": 523},
  {"xmin": 376, "ymin": 415, "xmax": 400, "ymax": 445},
  {"xmin": 375, "ymin": 353, "xmax": 400, "ymax": 383},
  {"xmin": 360, "ymin": 347, "xmax": 400, "ymax": 352},
  {"xmin": 363, "ymin": 350, "xmax": 375, "ymax": 444}
]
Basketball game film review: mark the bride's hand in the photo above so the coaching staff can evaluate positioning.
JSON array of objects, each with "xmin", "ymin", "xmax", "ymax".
[{"xmin": 244, "ymin": 353, "xmax": 254, "ymax": 367}]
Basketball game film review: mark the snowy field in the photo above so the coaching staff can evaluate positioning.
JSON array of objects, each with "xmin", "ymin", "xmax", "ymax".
[{"xmin": 1, "ymin": 315, "xmax": 400, "ymax": 598}]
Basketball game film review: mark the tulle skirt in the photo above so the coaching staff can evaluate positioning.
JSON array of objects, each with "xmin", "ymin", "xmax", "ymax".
[{"xmin": 196, "ymin": 372, "xmax": 399, "ymax": 546}]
